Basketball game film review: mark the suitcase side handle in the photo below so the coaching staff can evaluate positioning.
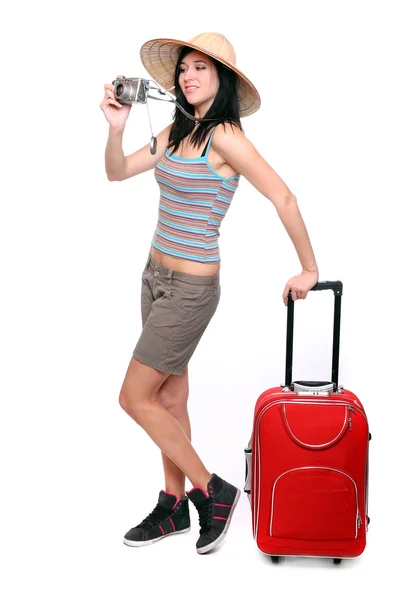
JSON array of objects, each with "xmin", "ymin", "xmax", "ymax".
[
  {"xmin": 285, "ymin": 281, "xmax": 343, "ymax": 391},
  {"xmin": 244, "ymin": 439, "xmax": 252, "ymax": 508}
]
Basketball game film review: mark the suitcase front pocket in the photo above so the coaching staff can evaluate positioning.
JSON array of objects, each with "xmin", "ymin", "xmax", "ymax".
[{"xmin": 270, "ymin": 467, "xmax": 360, "ymax": 541}]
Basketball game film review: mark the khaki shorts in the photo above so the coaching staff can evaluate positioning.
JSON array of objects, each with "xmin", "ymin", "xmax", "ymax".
[{"xmin": 133, "ymin": 253, "xmax": 221, "ymax": 375}]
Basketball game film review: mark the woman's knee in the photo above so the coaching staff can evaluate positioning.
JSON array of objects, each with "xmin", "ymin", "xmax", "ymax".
[
  {"xmin": 118, "ymin": 356, "xmax": 169, "ymax": 418},
  {"xmin": 119, "ymin": 388, "xmax": 153, "ymax": 420}
]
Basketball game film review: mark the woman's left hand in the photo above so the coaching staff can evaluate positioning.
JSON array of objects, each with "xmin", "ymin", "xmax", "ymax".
[{"xmin": 282, "ymin": 269, "xmax": 319, "ymax": 306}]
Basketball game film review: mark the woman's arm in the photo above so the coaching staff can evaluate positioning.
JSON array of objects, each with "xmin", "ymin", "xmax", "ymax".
[
  {"xmin": 105, "ymin": 126, "xmax": 127, "ymax": 181},
  {"xmin": 106, "ymin": 124, "xmax": 172, "ymax": 181},
  {"xmin": 213, "ymin": 124, "xmax": 319, "ymax": 304}
]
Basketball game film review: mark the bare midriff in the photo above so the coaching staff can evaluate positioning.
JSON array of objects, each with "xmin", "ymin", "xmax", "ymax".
[{"xmin": 150, "ymin": 246, "xmax": 221, "ymax": 276}]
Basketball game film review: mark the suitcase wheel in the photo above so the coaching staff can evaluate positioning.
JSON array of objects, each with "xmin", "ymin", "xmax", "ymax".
[
  {"xmin": 271, "ymin": 556, "xmax": 280, "ymax": 563},
  {"xmin": 333, "ymin": 558, "xmax": 342, "ymax": 565}
]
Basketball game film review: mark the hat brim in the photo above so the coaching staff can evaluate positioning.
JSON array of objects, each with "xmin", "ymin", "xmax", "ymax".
[{"xmin": 140, "ymin": 37, "xmax": 260, "ymax": 118}]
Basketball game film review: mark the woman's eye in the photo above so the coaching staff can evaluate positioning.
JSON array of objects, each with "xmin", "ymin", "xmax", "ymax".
[{"xmin": 179, "ymin": 66, "xmax": 206, "ymax": 73}]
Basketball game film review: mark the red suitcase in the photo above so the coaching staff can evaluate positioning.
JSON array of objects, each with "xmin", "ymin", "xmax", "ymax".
[{"xmin": 244, "ymin": 281, "xmax": 370, "ymax": 564}]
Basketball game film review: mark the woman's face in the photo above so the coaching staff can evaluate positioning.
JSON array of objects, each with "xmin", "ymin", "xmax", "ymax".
[{"xmin": 178, "ymin": 50, "xmax": 219, "ymax": 112}]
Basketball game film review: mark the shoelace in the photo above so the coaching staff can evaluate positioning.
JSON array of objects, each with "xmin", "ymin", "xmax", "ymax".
[
  {"xmin": 197, "ymin": 497, "xmax": 214, "ymax": 534},
  {"xmin": 137, "ymin": 504, "xmax": 172, "ymax": 529}
]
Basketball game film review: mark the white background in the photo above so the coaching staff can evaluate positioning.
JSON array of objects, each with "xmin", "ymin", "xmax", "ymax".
[{"xmin": 2, "ymin": 0, "xmax": 413, "ymax": 598}]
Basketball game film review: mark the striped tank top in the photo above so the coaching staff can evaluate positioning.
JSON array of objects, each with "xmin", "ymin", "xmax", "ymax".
[{"xmin": 151, "ymin": 125, "xmax": 240, "ymax": 263}]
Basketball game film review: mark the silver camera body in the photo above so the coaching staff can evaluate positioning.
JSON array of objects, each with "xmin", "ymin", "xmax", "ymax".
[{"xmin": 112, "ymin": 76, "xmax": 149, "ymax": 105}]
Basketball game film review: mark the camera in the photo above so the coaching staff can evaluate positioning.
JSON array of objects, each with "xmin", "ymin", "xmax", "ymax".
[{"xmin": 112, "ymin": 76, "xmax": 149, "ymax": 105}]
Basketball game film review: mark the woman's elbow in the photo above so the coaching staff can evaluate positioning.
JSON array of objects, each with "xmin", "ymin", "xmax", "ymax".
[
  {"xmin": 107, "ymin": 172, "xmax": 123, "ymax": 182},
  {"xmin": 271, "ymin": 192, "xmax": 297, "ymax": 211}
]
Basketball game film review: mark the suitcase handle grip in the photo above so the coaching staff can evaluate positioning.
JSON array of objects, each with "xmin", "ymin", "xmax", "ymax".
[
  {"xmin": 285, "ymin": 281, "xmax": 343, "ymax": 391},
  {"xmin": 292, "ymin": 381, "xmax": 335, "ymax": 395},
  {"xmin": 311, "ymin": 281, "xmax": 343, "ymax": 295}
]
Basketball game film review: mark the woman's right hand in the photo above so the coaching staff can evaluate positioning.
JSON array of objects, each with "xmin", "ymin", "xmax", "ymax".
[{"xmin": 100, "ymin": 76, "xmax": 132, "ymax": 129}]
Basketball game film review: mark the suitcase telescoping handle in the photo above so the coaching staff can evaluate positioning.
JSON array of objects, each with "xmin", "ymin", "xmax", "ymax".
[{"xmin": 285, "ymin": 280, "xmax": 343, "ymax": 392}]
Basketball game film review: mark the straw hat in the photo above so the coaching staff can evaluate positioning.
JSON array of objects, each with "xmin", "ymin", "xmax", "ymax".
[{"xmin": 140, "ymin": 32, "xmax": 261, "ymax": 118}]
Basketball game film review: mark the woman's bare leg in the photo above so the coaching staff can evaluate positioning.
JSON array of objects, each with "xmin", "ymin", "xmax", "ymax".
[
  {"xmin": 156, "ymin": 366, "xmax": 191, "ymax": 498},
  {"xmin": 119, "ymin": 357, "xmax": 211, "ymax": 491}
]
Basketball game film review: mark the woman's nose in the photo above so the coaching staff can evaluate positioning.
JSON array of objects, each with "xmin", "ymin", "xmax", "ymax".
[{"xmin": 184, "ymin": 69, "xmax": 195, "ymax": 81}]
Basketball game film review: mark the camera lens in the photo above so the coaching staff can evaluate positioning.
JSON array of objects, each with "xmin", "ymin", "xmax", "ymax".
[{"xmin": 115, "ymin": 83, "xmax": 124, "ymax": 97}]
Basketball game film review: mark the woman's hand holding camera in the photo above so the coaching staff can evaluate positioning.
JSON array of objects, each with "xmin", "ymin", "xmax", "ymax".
[{"xmin": 100, "ymin": 76, "xmax": 132, "ymax": 129}]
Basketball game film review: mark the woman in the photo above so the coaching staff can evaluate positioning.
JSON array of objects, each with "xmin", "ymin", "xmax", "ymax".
[{"xmin": 100, "ymin": 32, "xmax": 319, "ymax": 554}]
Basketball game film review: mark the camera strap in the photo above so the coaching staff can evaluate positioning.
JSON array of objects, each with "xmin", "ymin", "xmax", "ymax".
[
  {"xmin": 145, "ymin": 100, "xmax": 157, "ymax": 155},
  {"xmin": 145, "ymin": 80, "xmax": 217, "ymax": 154},
  {"xmin": 146, "ymin": 81, "xmax": 217, "ymax": 122}
]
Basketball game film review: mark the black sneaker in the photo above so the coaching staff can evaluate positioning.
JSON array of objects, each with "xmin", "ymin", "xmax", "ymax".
[
  {"xmin": 123, "ymin": 491, "xmax": 191, "ymax": 547},
  {"xmin": 186, "ymin": 473, "xmax": 240, "ymax": 554}
]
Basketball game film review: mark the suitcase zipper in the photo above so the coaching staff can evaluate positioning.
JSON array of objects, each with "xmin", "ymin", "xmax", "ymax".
[
  {"xmin": 256, "ymin": 398, "xmax": 367, "ymax": 425},
  {"xmin": 348, "ymin": 405, "xmax": 358, "ymax": 431}
]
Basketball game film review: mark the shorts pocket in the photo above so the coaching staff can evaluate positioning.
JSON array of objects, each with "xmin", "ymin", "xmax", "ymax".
[
  {"xmin": 167, "ymin": 279, "xmax": 211, "ymax": 316},
  {"xmin": 141, "ymin": 276, "xmax": 154, "ymax": 327}
]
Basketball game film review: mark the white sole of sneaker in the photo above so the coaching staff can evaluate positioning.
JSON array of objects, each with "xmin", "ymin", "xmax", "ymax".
[
  {"xmin": 196, "ymin": 488, "xmax": 241, "ymax": 554},
  {"xmin": 123, "ymin": 527, "xmax": 191, "ymax": 547}
]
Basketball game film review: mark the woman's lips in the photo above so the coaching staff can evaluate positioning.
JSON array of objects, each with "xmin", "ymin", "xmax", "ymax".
[{"xmin": 185, "ymin": 86, "xmax": 199, "ymax": 92}]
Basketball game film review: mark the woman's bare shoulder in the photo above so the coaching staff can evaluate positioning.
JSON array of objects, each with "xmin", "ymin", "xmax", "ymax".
[
  {"xmin": 212, "ymin": 122, "xmax": 250, "ymax": 153},
  {"xmin": 214, "ymin": 121, "xmax": 244, "ymax": 139}
]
